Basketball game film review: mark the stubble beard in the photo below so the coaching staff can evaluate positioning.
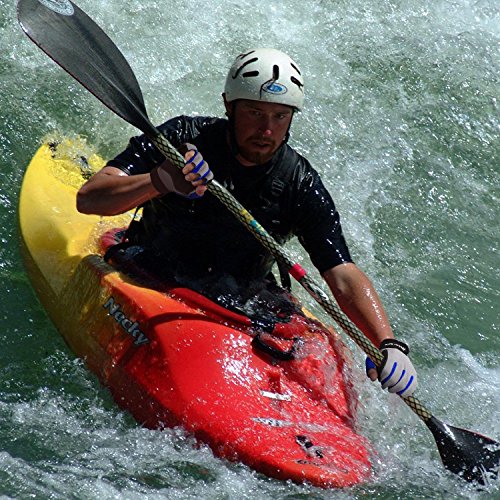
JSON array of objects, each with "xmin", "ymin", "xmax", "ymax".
[{"xmin": 237, "ymin": 138, "xmax": 277, "ymax": 166}]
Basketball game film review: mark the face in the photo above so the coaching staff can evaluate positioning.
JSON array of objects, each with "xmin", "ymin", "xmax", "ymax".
[{"xmin": 225, "ymin": 99, "xmax": 294, "ymax": 166}]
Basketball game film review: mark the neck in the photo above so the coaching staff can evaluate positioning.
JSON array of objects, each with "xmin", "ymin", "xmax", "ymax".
[{"xmin": 235, "ymin": 153, "xmax": 259, "ymax": 167}]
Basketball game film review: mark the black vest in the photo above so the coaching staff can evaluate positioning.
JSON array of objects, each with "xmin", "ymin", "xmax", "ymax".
[{"xmin": 135, "ymin": 138, "xmax": 305, "ymax": 286}]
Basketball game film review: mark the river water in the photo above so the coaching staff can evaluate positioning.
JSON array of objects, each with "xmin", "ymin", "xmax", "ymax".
[{"xmin": 0, "ymin": 0, "xmax": 498, "ymax": 498}]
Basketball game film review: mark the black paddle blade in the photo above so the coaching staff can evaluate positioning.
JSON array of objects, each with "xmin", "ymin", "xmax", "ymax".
[
  {"xmin": 426, "ymin": 416, "xmax": 500, "ymax": 484},
  {"xmin": 17, "ymin": 0, "xmax": 157, "ymax": 137}
]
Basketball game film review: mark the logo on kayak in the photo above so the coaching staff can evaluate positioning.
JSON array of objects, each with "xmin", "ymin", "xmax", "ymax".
[
  {"xmin": 262, "ymin": 82, "xmax": 288, "ymax": 95},
  {"xmin": 37, "ymin": 0, "xmax": 75, "ymax": 16},
  {"xmin": 103, "ymin": 296, "xmax": 150, "ymax": 346}
]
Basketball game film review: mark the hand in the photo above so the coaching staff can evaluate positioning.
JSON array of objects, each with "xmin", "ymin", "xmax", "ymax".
[
  {"xmin": 365, "ymin": 338, "xmax": 417, "ymax": 397},
  {"xmin": 150, "ymin": 143, "xmax": 213, "ymax": 199}
]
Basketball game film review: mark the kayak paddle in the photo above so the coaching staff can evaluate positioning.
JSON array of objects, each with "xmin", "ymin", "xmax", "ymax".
[{"xmin": 17, "ymin": 0, "xmax": 500, "ymax": 484}]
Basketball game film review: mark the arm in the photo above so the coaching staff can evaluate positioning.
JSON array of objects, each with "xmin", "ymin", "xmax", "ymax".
[
  {"xmin": 322, "ymin": 262, "xmax": 394, "ymax": 347},
  {"xmin": 293, "ymin": 163, "xmax": 417, "ymax": 396},
  {"xmin": 77, "ymin": 146, "xmax": 211, "ymax": 216},
  {"xmin": 77, "ymin": 167, "xmax": 158, "ymax": 216},
  {"xmin": 323, "ymin": 262, "xmax": 418, "ymax": 396}
]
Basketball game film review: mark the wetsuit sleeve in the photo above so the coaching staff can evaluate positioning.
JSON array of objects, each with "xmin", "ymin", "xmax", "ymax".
[
  {"xmin": 294, "ymin": 169, "xmax": 353, "ymax": 274},
  {"xmin": 106, "ymin": 116, "xmax": 217, "ymax": 175}
]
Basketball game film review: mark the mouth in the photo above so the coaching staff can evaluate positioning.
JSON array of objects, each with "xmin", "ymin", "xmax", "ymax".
[{"xmin": 250, "ymin": 138, "xmax": 274, "ymax": 148}]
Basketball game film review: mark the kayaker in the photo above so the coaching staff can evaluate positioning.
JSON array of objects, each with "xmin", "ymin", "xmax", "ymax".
[{"xmin": 77, "ymin": 48, "xmax": 418, "ymax": 398}]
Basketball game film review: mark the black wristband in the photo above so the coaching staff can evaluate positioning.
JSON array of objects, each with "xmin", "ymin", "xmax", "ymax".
[{"xmin": 379, "ymin": 338, "xmax": 410, "ymax": 355}]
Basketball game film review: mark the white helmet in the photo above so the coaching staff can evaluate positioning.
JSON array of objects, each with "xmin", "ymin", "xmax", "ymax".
[{"xmin": 224, "ymin": 48, "xmax": 304, "ymax": 111}]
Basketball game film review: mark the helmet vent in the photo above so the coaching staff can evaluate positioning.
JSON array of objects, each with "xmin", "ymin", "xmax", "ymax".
[
  {"xmin": 290, "ymin": 62, "xmax": 301, "ymax": 75},
  {"xmin": 290, "ymin": 76, "xmax": 304, "ymax": 91},
  {"xmin": 272, "ymin": 64, "xmax": 280, "ymax": 80},
  {"xmin": 242, "ymin": 71, "xmax": 259, "ymax": 78},
  {"xmin": 232, "ymin": 57, "xmax": 258, "ymax": 79}
]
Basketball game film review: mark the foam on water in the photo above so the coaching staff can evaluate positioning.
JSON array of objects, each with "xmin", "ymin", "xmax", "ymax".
[{"xmin": 0, "ymin": 0, "xmax": 498, "ymax": 497}]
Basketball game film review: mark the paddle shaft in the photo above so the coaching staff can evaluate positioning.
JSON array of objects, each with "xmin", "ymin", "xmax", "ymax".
[{"xmin": 152, "ymin": 132, "xmax": 433, "ymax": 422}]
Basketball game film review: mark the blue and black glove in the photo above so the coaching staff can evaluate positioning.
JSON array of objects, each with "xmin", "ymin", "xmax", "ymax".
[
  {"xmin": 150, "ymin": 143, "xmax": 213, "ymax": 199},
  {"xmin": 365, "ymin": 338, "xmax": 417, "ymax": 397}
]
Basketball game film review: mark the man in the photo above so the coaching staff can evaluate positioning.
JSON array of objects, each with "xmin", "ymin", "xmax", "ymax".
[{"xmin": 77, "ymin": 48, "xmax": 417, "ymax": 397}]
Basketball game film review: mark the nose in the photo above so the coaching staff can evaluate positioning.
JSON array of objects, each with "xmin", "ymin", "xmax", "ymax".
[{"xmin": 258, "ymin": 115, "xmax": 273, "ymax": 136}]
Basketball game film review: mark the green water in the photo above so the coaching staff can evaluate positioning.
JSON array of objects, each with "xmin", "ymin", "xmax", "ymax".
[{"xmin": 0, "ymin": 0, "xmax": 498, "ymax": 498}]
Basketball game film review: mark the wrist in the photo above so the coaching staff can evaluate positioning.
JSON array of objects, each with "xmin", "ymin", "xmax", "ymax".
[{"xmin": 379, "ymin": 338, "xmax": 409, "ymax": 355}]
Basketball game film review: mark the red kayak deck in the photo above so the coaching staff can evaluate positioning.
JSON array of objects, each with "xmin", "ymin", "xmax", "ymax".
[{"xmin": 87, "ymin": 229, "xmax": 373, "ymax": 487}]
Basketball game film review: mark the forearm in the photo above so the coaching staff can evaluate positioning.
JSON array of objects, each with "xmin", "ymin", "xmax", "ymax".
[
  {"xmin": 322, "ymin": 263, "xmax": 394, "ymax": 347},
  {"xmin": 77, "ymin": 168, "xmax": 159, "ymax": 216},
  {"xmin": 77, "ymin": 147, "xmax": 211, "ymax": 216}
]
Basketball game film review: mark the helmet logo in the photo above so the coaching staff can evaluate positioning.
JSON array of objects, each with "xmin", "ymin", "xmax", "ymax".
[{"xmin": 262, "ymin": 82, "xmax": 288, "ymax": 95}]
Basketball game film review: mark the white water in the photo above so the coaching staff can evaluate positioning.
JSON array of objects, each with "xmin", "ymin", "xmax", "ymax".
[{"xmin": 0, "ymin": 0, "xmax": 499, "ymax": 498}]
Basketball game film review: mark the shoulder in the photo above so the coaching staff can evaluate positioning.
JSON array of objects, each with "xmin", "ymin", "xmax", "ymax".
[
  {"xmin": 276, "ymin": 146, "xmax": 338, "ymax": 224},
  {"xmin": 278, "ymin": 145, "xmax": 323, "ymax": 191}
]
